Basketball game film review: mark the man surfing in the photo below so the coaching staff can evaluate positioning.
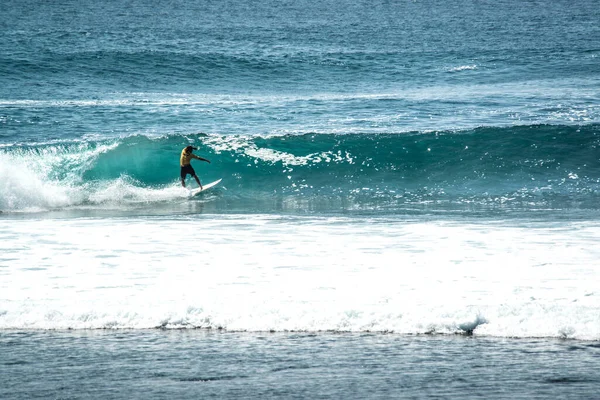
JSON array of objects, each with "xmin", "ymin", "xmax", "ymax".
[{"xmin": 180, "ymin": 145, "xmax": 210, "ymax": 189}]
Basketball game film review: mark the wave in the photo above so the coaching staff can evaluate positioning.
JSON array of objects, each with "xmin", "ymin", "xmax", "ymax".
[{"xmin": 1, "ymin": 124, "xmax": 599, "ymax": 214}]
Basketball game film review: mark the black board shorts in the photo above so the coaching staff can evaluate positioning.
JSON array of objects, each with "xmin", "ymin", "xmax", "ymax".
[{"xmin": 180, "ymin": 164, "xmax": 196, "ymax": 179}]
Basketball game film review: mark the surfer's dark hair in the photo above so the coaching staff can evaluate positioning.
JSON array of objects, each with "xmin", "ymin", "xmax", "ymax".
[{"xmin": 185, "ymin": 146, "xmax": 197, "ymax": 152}]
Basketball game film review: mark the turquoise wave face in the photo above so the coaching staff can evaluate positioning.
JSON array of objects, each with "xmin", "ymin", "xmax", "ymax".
[{"xmin": 1, "ymin": 124, "xmax": 599, "ymax": 214}]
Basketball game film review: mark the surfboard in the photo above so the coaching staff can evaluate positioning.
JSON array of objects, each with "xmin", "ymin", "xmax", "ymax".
[{"xmin": 190, "ymin": 179, "xmax": 222, "ymax": 196}]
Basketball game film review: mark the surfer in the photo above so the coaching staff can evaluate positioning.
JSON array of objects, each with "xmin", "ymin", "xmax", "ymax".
[{"xmin": 180, "ymin": 146, "xmax": 210, "ymax": 189}]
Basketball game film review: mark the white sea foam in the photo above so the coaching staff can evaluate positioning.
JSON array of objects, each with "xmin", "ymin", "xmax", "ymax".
[
  {"xmin": 448, "ymin": 65, "xmax": 478, "ymax": 72},
  {"xmin": 0, "ymin": 216, "xmax": 598, "ymax": 340},
  {"xmin": 0, "ymin": 80, "xmax": 597, "ymax": 109},
  {"xmin": 0, "ymin": 151, "xmax": 83, "ymax": 212},
  {"xmin": 204, "ymin": 135, "xmax": 353, "ymax": 167},
  {"xmin": 0, "ymin": 144, "xmax": 190, "ymax": 212},
  {"xmin": 87, "ymin": 178, "xmax": 190, "ymax": 205}
]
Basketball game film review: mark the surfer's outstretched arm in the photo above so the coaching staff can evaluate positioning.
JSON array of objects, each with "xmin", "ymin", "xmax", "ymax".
[{"xmin": 193, "ymin": 155, "xmax": 210, "ymax": 163}]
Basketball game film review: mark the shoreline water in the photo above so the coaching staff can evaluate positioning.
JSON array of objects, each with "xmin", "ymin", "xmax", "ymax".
[{"xmin": 2, "ymin": 330, "xmax": 599, "ymax": 400}]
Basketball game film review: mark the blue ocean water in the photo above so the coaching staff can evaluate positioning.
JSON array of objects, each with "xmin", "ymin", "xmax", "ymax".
[{"xmin": 1, "ymin": 0, "xmax": 600, "ymax": 398}]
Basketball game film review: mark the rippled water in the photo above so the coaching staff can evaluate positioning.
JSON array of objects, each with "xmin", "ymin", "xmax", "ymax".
[{"xmin": 3, "ymin": 331, "xmax": 600, "ymax": 399}]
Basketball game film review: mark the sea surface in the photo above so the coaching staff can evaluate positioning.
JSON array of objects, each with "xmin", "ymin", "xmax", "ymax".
[{"xmin": 1, "ymin": 0, "xmax": 600, "ymax": 398}]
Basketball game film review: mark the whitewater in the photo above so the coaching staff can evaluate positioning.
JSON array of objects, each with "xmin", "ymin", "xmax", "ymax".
[{"xmin": 2, "ymin": 215, "xmax": 599, "ymax": 341}]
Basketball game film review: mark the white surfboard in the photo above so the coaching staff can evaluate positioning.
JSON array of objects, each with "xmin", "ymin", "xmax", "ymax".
[{"xmin": 190, "ymin": 179, "xmax": 222, "ymax": 196}]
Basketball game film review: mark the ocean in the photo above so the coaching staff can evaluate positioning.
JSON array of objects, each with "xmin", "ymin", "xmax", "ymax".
[{"xmin": 1, "ymin": 0, "xmax": 599, "ymax": 398}]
